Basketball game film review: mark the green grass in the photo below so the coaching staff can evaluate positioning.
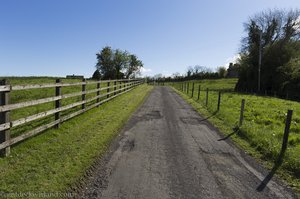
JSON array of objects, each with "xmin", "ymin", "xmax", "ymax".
[
  {"xmin": 0, "ymin": 77, "xmax": 152, "ymax": 196},
  {"xmin": 0, "ymin": 77, "xmax": 129, "ymax": 138},
  {"xmin": 177, "ymin": 78, "xmax": 238, "ymax": 91},
  {"xmin": 170, "ymin": 79, "xmax": 300, "ymax": 193}
]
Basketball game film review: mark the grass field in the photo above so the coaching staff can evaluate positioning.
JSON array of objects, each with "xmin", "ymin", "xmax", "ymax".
[
  {"xmin": 170, "ymin": 78, "xmax": 300, "ymax": 192},
  {"xmin": 179, "ymin": 78, "xmax": 238, "ymax": 91},
  {"xmin": 1, "ymin": 77, "xmax": 132, "ymax": 138},
  {"xmin": 0, "ymin": 77, "xmax": 152, "ymax": 195}
]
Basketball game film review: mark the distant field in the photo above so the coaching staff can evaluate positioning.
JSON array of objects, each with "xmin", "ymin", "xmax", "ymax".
[
  {"xmin": 180, "ymin": 78, "xmax": 238, "ymax": 91},
  {"xmin": 0, "ymin": 76, "xmax": 152, "ymax": 193},
  {"xmin": 170, "ymin": 79, "xmax": 300, "ymax": 190}
]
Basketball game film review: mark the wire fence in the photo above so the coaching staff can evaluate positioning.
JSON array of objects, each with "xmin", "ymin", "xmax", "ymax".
[{"xmin": 167, "ymin": 81, "xmax": 300, "ymax": 178}]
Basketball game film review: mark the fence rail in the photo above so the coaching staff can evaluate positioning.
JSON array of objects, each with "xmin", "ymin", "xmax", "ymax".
[{"xmin": 0, "ymin": 78, "xmax": 144, "ymax": 156}]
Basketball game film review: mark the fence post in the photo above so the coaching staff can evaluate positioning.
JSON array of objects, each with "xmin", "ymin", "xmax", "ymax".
[
  {"xmin": 283, "ymin": 110, "xmax": 293, "ymax": 148},
  {"xmin": 185, "ymin": 82, "xmax": 187, "ymax": 92},
  {"xmin": 217, "ymin": 91, "xmax": 221, "ymax": 112},
  {"xmin": 205, "ymin": 88, "xmax": 209, "ymax": 106},
  {"xmin": 197, "ymin": 85, "xmax": 201, "ymax": 100},
  {"xmin": 55, "ymin": 79, "xmax": 61, "ymax": 128},
  {"xmin": 239, "ymin": 99, "xmax": 245, "ymax": 126},
  {"xmin": 277, "ymin": 110, "xmax": 293, "ymax": 164},
  {"xmin": 96, "ymin": 80, "xmax": 100, "ymax": 107},
  {"xmin": 114, "ymin": 80, "xmax": 117, "ymax": 95},
  {"xmin": 191, "ymin": 83, "xmax": 195, "ymax": 98},
  {"xmin": 187, "ymin": 83, "xmax": 189, "ymax": 94},
  {"xmin": 0, "ymin": 79, "xmax": 10, "ymax": 157},
  {"xmin": 107, "ymin": 80, "xmax": 110, "ymax": 98},
  {"xmin": 82, "ymin": 78, "xmax": 86, "ymax": 109},
  {"xmin": 119, "ymin": 80, "xmax": 122, "ymax": 93}
]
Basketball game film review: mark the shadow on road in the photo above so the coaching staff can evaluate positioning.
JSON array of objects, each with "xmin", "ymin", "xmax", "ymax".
[
  {"xmin": 218, "ymin": 126, "xmax": 239, "ymax": 141},
  {"xmin": 216, "ymin": 125, "xmax": 286, "ymax": 192},
  {"xmin": 257, "ymin": 111, "xmax": 292, "ymax": 192},
  {"xmin": 198, "ymin": 111, "xmax": 218, "ymax": 122},
  {"xmin": 256, "ymin": 147, "xmax": 287, "ymax": 192}
]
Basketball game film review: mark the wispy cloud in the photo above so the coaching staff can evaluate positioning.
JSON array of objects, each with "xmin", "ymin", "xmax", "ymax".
[
  {"xmin": 162, "ymin": 70, "xmax": 172, "ymax": 77},
  {"xmin": 225, "ymin": 54, "xmax": 240, "ymax": 68},
  {"xmin": 139, "ymin": 67, "xmax": 152, "ymax": 77},
  {"xmin": 140, "ymin": 67, "xmax": 152, "ymax": 73}
]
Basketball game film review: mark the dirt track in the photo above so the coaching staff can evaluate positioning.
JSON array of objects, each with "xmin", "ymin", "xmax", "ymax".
[{"xmin": 80, "ymin": 86, "xmax": 295, "ymax": 199}]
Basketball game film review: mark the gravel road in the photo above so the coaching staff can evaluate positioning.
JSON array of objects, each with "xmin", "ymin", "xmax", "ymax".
[{"xmin": 80, "ymin": 86, "xmax": 295, "ymax": 199}]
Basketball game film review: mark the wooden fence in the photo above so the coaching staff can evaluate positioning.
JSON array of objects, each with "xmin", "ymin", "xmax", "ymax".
[{"xmin": 0, "ymin": 78, "xmax": 144, "ymax": 157}]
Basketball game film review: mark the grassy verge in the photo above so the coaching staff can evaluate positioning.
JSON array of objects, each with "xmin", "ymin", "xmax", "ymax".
[
  {"xmin": 1, "ymin": 77, "xmax": 129, "ymax": 138},
  {"xmin": 0, "ymin": 84, "xmax": 152, "ymax": 196},
  {"xmin": 170, "ymin": 84, "xmax": 300, "ymax": 195}
]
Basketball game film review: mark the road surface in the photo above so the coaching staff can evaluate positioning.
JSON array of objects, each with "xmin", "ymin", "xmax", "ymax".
[{"xmin": 80, "ymin": 86, "xmax": 295, "ymax": 199}]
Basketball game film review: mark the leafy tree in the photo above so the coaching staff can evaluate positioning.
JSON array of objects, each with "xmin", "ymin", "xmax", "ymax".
[
  {"xmin": 217, "ymin": 67, "xmax": 227, "ymax": 78},
  {"xmin": 172, "ymin": 72, "xmax": 182, "ymax": 79},
  {"xmin": 124, "ymin": 54, "xmax": 143, "ymax": 79},
  {"xmin": 153, "ymin": 74, "xmax": 163, "ymax": 80},
  {"xmin": 236, "ymin": 9, "xmax": 300, "ymax": 95},
  {"xmin": 278, "ymin": 56, "xmax": 300, "ymax": 93},
  {"xmin": 95, "ymin": 46, "xmax": 143, "ymax": 79},
  {"xmin": 96, "ymin": 46, "xmax": 114, "ymax": 79},
  {"xmin": 113, "ymin": 49, "xmax": 128, "ymax": 79},
  {"xmin": 186, "ymin": 66, "xmax": 194, "ymax": 78},
  {"xmin": 92, "ymin": 69, "xmax": 101, "ymax": 80}
]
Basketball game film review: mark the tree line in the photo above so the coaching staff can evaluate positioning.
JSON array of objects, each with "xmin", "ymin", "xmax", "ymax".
[
  {"xmin": 92, "ymin": 46, "xmax": 143, "ymax": 80},
  {"xmin": 151, "ymin": 8, "xmax": 300, "ymax": 100},
  {"xmin": 93, "ymin": 8, "xmax": 300, "ymax": 100},
  {"xmin": 236, "ymin": 9, "xmax": 300, "ymax": 97},
  {"xmin": 150, "ymin": 65, "xmax": 228, "ymax": 82}
]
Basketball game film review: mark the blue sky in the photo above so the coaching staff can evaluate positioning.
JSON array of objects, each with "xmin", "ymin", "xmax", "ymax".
[{"xmin": 0, "ymin": 0, "xmax": 299, "ymax": 77}]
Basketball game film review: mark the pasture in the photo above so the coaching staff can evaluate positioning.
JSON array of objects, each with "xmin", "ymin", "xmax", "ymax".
[{"xmin": 170, "ymin": 79, "xmax": 300, "ymax": 191}]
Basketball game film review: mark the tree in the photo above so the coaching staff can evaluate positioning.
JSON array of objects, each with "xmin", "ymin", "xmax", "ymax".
[
  {"xmin": 96, "ymin": 46, "xmax": 114, "ymax": 79},
  {"xmin": 95, "ymin": 46, "xmax": 143, "ymax": 79},
  {"xmin": 113, "ymin": 49, "xmax": 128, "ymax": 79},
  {"xmin": 92, "ymin": 69, "xmax": 101, "ymax": 80},
  {"xmin": 186, "ymin": 66, "xmax": 194, "ymax": 78},
  {"xmin": 172, "ymin": 72, "xmax": 181, "ymax": 78},
  {"xmin": 236, "ymin": 9, "xmax": 300, "ymax": 94},
  {"xmin": 153, "ymin": 74, "xmax": 163, "ymax": 80},
  {"xmin": 277, "ymin": 56, "xmax": 300, "ymax": 93},
  {"xmin": 124, "ymin": 54, "xmax": 143, "ymax": 79},
  {"xmin": 217, "ymin": 67, "xmax": 227, "ymax": 78}
]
